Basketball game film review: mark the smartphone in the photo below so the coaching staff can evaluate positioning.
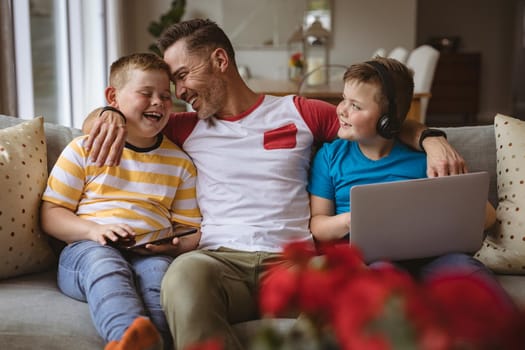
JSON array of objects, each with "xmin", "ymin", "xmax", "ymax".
[{"xmin": 110, "ymin": 225, "xmax": 198, "ymax": 251}]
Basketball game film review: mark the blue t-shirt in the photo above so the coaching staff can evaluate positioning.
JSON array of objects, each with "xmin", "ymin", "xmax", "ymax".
[{"xmin": 307, "ymin": 139, "xmax": 427, "ymax": 214}]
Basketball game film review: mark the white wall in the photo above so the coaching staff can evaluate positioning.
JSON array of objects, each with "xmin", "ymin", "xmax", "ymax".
[
  {"xmin": 122, "ymin": 0, "xmax": 416, "ymax": 79},
  {"xmin": 121, "ymin": 0, "xmax": 221, "ymax": 55},
  {"xmin": 235, "ymin": 0, "xmax": 417, "ymax": 79},
  {"xmin": 31, "ymin": 0, "xmax": 516, "ymax": 127},
  {"xmin": 121, "ymin": 0, "xmax": 517, "ymax": 125},
  {"xmin": 330, "ymin": 0, "xmax": 416, "ymax": 65}
]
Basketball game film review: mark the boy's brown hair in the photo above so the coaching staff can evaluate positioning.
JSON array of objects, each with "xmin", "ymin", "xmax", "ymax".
[
  {"xmin": 109, "ymin": 52, "xmax": 171, "ymax": 89},
  {"xmin": 343, "ymin": 57, "xmax": 414, "ymax": 124}
]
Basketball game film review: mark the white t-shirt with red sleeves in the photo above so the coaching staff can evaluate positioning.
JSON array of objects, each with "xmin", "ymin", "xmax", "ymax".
[{"xmin": 164, "ymin": 94, "xmax": 338, "ymax": 252}]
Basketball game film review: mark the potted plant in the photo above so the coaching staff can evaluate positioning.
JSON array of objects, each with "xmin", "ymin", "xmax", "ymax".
[
  {"xmin": 148, "ymin": 0, "xmax": 186, "ymax": 110},
  {"xmin": 148, "ymin": 0, "xmax": 186, "ymax": 56}
]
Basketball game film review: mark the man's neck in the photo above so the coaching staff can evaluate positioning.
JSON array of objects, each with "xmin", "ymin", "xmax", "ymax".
[{"xmin": 216, "ymin": 74, "xmax": 260, "ymax": 119}]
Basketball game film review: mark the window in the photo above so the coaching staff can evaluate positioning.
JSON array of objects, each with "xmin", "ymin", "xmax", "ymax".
[{"xmin": 13, "ymin": 0, "xmax": 120, "ymax": 128}]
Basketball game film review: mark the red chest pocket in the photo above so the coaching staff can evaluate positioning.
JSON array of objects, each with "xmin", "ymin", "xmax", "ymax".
[{"xmin": 263, "ymin": 123, "xmax": 297, "ymax": 150}]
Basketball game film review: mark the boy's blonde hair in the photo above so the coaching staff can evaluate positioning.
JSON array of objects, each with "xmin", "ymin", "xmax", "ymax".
[
  {"xmin": 343, "ymin": 57, "xmax": 414, "ymax": 124},
  {"xmin": 109, "ymin": 53, "xmax": 171, "ymax": 89}
]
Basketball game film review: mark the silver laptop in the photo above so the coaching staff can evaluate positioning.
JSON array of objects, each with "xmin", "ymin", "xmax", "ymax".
[{"xmin": 349, "ymin": 171, "xmax": 489, "ymax": 263}]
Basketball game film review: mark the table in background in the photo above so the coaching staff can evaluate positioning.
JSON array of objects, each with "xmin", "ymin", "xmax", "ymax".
[{"xmin": 247, "ymin": 78, "xmax": 429, "ymax": 123}]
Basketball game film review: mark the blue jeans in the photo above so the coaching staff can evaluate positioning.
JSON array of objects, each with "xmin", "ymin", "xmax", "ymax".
[
  {"xmin": 371, "ymin": 253, "xmax": 514, "ymax": 308},
  {"xmin": 57, "ymin": 240, "xmax": 173, "ymax": 349},
  {"xmin": 370, "ymin": 253, "xmax": 496, "ymax": 281}
]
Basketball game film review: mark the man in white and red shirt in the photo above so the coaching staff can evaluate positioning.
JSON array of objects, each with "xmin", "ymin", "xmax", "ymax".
[
  {"xmin": 85, "ymin": 19, "xmax": 466, "ymax": 350},
  {"xmin": 163, "ymin": 94, "xmax": 338, "ymax": 252}
]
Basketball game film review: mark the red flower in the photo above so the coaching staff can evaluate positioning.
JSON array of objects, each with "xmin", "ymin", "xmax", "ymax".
[
  {"xmin": 255, "ymin": 242, "xmax": 525, "ymax": 350},
  {"xmin": 259, "ymin": 241, "xmax": 320, "ymax": 316},
  {"xmin": 183, "ymin": 338, "xmax": 223, "ymax": 350},
  {"xmin": 415, "ymin": 325, "xmax": 451, "ymax": 350},
  {"xmin": 264, "ymin": 243, "xmax": 368, "ymax": 318},
  {"xmin": 297, "ymin": 266, "xmax": 340, "ymax": 316},
  {"xmin": 425, "ymin": 272, "xmax": 525, "ymax": 349},
  {"xmin": 291, "ymin": 52, "xmax": 302, "ymax": 61},
  {"xmin": 319, "ymin": 243, "xmax": 365, "ymax": 272},
  {"xmin": 339, "ymin": 334, "xmax": 390, "ymax": 350},
  {"xmin": 259, "ymin": 264, "xmax": 300, "ymax": 316},
  {"xmin": 282, "ymin": 241, "xmax": 317, "ymax": 267},
  {"xmin": 331, "ymin": 275, "xmax": 391, "ymax": 336},
  {"xmin": 403, "ymin": 287, "xmax": 451, "ymax": 350},
  {"xmin": 295, "ymin": 245, "xmax": 365, "ymax": 316},
  {"xmin": 289, "ymin": 52, "xmax": 304, "ymax": 68},
  {"xmin": 330, "ymin": 267, "xmax": 417, "ymax": 348}
]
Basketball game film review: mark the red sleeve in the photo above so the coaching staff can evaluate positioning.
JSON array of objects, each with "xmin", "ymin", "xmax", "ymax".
[
  {"xmin": 293, "ymin": 96, "xmax": 339, "ymax": 144},
  {"xmin": 162, "ymin": 112, "xmax": 199, "ymax": 148}
]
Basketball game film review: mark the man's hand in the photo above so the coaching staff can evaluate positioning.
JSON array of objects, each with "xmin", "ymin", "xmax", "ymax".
[
  {"xmin": 84, "ymin": 110, "xmax": 127, "ymax": 166},
  {"xmin": 423, "ymin": 136, "xmax": 467, "ymax": 177},
  {"xmin": 132, "ymin": 237, "xmax": 183, "ymax": 256},
  {"xmin": 142, "ymin": 230, "xmax": 201, "ymax": 257}
]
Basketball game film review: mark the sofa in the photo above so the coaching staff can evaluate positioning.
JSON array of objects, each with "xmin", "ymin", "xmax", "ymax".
[{"xmin": 1, "ymin": 113, "xmax": 525, "ymax": 350}]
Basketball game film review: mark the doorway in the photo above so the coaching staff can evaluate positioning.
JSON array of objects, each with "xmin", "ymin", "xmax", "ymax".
[{"xmin": 512, "ymin": 0, "xmax": 525, "ymax": 120}]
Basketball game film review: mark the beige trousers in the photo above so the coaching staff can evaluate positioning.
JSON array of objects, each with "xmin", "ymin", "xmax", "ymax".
[{"xmin": 160, "ymin": 248, "xmax": 283, "ymax": 350}]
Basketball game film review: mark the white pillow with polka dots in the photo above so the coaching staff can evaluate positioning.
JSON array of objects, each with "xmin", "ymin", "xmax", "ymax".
[
  {"xmin": 476, "ymin": 114, "xmax": 525, "ymax": 274},
  {"xmin": 0, "ymin": 117, "xmax": 56, "ymax": 279}
]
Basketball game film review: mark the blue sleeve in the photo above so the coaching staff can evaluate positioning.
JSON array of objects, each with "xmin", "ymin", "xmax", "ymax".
[{"xmin": 307, "ymin": 144, "xmax": 335, "ymax": 200}]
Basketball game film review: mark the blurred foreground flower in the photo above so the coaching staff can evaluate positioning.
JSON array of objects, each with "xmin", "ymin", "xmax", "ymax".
[
  {"xmin": 184, "ymin": 338, "xmax": 224, "ymax": 350},
  {"xmin": 254, "ymin": 242, "xmax": 525, "ymax": 350}
]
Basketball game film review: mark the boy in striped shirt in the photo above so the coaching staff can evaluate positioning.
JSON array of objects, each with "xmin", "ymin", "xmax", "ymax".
[{"xmin": 40, "ymin": 52, "xmax": 201, "ymax": 350}]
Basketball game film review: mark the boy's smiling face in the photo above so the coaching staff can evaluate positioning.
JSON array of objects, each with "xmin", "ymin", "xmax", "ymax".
[
  {"xmin": 108, "ymin": 68, "xmax": 173, "ymax": 148},
  {"xmin": 336, "ymin": 80, "xmax": 383, "ymax": 142}
]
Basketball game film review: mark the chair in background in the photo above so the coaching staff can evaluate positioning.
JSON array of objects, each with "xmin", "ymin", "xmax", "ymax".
[
  {"xmin": 388, "ymin": 46, "xmax": 409, "ymax": 64},
  {"xmin": 371, "ymin": 48, "xmax": 386, "ymax": 58},
  {"xmin": 405, "ymin": 45, "xmax": 440, "ymax": 123}
]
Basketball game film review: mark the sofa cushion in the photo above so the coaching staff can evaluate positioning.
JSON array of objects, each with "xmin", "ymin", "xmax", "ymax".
[
  {"xmin": 0, "ymin": 117, "xmax": 56, "ymax": 279},
  {"xmin": 0, "ymin": 114, "xmax": 83, "ymax": 174},
  {"xmin": 476, "ymin": 114, "xmax": 525, "ymax": 274},
  {"xmin": 441, "ymin": 123, "xmax": 497, "ymax": 207}
]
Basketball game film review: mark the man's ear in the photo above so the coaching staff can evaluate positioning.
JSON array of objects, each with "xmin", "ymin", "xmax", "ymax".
[
  {"xmin": 105, "ymin": 86, "xmax": 119, "ymax": 107},
  {"xmin": 210, "ymin": 48, "xmax": 229, "ymax": 72}
]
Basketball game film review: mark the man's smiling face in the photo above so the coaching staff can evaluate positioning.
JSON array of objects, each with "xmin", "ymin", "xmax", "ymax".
[{"xmin": 164, "ymin": 40, "xmax": 227, "ymax": 119}]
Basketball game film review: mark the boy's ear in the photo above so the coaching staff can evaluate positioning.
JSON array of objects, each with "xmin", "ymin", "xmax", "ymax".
[
  {"xmin": 104, "ymin": 86, "xmax": 119, "ymax": 107},
  {"xmin": 210, "ymin": 48, "xmax": 229, "ymax": 72}
]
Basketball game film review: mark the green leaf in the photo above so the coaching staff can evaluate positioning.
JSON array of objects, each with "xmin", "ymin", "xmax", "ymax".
[
  {"xmin": 367, "ymin": 294, "xmax": 418, "ymax": 350},
  {"xmin": 148, "ymin": 0, "xmax": 186, "ymax": 53}
]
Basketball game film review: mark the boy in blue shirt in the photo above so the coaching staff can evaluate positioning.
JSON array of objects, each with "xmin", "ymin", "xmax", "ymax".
[{"xmin": 307, "ymin": 57, "xmax": 496, "ymax": 278}]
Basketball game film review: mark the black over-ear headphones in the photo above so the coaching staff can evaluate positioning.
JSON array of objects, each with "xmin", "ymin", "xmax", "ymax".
[{"xmin": 365, "ymin": 60, "xmax": 400, "ymax": 139}]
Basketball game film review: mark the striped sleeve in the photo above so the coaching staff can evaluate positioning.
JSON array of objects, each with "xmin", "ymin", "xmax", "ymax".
[
  {"xmin": 42, "ymin": 136, "xmax": 88, "ymax": 210},
  {"xmin": 162, "ymin": 143, "xmax": 201, "ymax": 227}
]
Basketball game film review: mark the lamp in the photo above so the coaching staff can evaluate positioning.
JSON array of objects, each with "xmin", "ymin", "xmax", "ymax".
[
  {"xmin": 287, "ymin": 26, "xmax": 305, "ymax": 82},
  {"xmin": 304, "ymin": 16, "xmax": 330, "ymax": 86}
]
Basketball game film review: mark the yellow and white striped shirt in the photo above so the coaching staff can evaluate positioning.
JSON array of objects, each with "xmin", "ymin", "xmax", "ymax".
[{"xmin": 43, "ymin": 135, "xmax": 201, "ymax": 234}]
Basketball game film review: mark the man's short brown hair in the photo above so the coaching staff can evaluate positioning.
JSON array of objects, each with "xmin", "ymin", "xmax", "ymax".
[{"xmin": 157, "ymin": 18, "xmax": 236, "ymax": 66}]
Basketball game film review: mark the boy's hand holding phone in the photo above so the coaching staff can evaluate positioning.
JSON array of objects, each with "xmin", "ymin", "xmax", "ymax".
[
  {"xmin": 94, "ymin": 223, "xmax": 136, "ymax": 246},
  {"xmin": 107, "ymin": 224, "xmax": 199, "ymax": 256}
]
